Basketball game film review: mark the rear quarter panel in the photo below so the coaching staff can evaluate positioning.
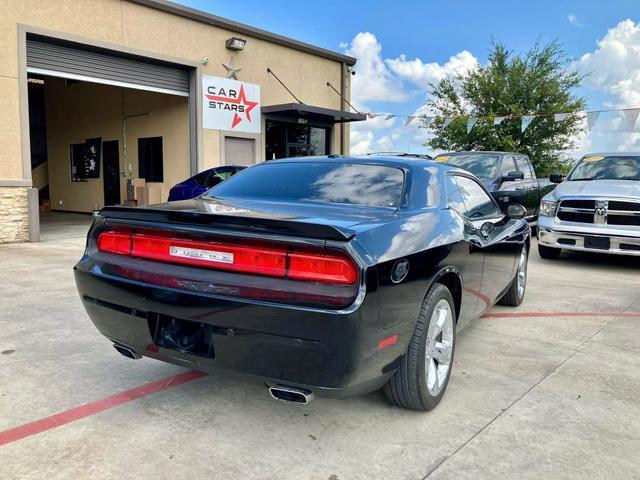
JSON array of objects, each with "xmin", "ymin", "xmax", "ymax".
[{"xmin": 351, "ymin": 209, "xmax": 477, "ymax": 330}]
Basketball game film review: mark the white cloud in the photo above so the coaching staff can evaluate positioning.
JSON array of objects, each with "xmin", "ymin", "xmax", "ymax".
[
  {"xmin": 350, "ymin": 129, "xmax": 374, "ymax": 155},
  {"xmin": 386, "ymin": 50, "xmax": 478, "ymax": 88},
  {"xmin": 575, "ymin": 19, "xmax": 640, "ymax": 106},
  {"xmin": 567, "ymin": 14, "xmax": 585, "ymax": 28},
  {"xmin": 574, "ymin": 19, "xmax": 640, "ymax": 154},
  {"xmin": 344, "ymin": 32, "xmax": 409, "ymax": 103},
  {"xmin": 344, "ymin": 32, "xmax": 476, "ymax": 154}
]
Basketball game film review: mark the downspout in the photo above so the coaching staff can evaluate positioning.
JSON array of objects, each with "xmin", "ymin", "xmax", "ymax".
[{"xmin": 340, "ymin": 62, "xmax": 347, "ymax": 155}]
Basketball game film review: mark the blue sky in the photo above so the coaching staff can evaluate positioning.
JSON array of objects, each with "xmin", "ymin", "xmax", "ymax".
[{"xmin": 179, "ymin": 0, "xmax": 640, "ymax": 156}]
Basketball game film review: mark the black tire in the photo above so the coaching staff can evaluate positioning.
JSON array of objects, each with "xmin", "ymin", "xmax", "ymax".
[
  {"xmin": 383, "ymin": 283, "xmax": 456, "ymax": 411},
  {"xmin": 538, "ymin": 243, "xmax": 561, "ymax": 259},
  {"xmin": 498, "ymin": 244, "xmax": 528, "ymax": 307}
]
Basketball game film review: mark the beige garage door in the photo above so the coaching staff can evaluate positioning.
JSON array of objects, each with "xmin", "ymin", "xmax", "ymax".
[{"xmin": 225, "ymin": 137, "xmax": 256, "ymax": 166}]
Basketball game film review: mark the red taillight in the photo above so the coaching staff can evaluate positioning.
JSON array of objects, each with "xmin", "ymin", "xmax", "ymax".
[
  {"xmin": 96, "ymin": 231, "xmax": 357, "ymax": 285},
  {"xmin": 96, "ymin": 232, "xmax": 131, "ymax": 255},
  {"xmin": 288, "ymin": 251, "xmax": 358, "ymax": 284}
]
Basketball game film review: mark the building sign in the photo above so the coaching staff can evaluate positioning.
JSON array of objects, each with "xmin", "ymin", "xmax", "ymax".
[{"xmin": 202, "ymin": 75, "xmax": 260, "ymax": 133}]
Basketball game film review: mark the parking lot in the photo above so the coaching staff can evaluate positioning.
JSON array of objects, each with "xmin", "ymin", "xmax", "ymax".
[{"xmin": 1, "ymin": 215, "xmax": 639, "ymax": 480}]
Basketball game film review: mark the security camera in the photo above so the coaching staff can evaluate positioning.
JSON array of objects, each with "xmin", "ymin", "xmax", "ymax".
[{"xmin": 351, "ymin": 70, "xmax": 356, "ymax": 76}]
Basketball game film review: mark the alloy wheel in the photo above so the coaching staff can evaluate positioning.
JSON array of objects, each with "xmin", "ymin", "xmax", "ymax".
[{"xmin": 425, "ymin": 298, "xmax": 454, "ymax": 396}]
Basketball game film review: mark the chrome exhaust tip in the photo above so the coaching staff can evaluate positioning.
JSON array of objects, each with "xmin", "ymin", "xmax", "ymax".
[
  {"xmin": 113, "ymin": 343, "xmax": 142, "ymax": 360},
  {"xmin": 268, "ymin": 384, "xmax": 314, "ymax": 404}
]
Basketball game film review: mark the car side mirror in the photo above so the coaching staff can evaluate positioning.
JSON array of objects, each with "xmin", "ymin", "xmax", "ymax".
[
  {"xmin": 506, "ymin": 203, "xmax": 526, "ymax": 220},
  {"xmin": 500, "ymin": 171, "xmax": 524, "ymax": 183},
  {"xmin": 549, "ymin": 173, "xmax": 564, "ymax": 184}
]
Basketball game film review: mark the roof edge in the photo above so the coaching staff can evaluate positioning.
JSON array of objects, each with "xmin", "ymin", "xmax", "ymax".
[{"xmin": 128, "ymin": 0, "xmax": 357, "ymax": 66}]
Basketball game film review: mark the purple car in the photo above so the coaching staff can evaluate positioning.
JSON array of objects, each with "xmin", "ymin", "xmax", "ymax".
[{"xmin": 168, "ymin": 166, "xmax": 245, "ymax": 201}]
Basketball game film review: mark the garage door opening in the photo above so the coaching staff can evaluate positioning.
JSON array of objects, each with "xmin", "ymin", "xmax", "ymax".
[{"xmin": 25, "ymin": 34, "xmax": 194, "ymax": 239}]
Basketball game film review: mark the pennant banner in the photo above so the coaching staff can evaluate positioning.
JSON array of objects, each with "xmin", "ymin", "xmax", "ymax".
[
  {"xmin": 623, "ymin": 109, "xmax": 640, "ymax": 130},
  {"xmin": 362, "ymin": 106, "xmax": 640, "ymax": 136},
  {"xmin": 467, "ymin": 117, "xmax": 477, "ymax": 134},
  {"xmin": 586, "ymin": 111, "xmax": 599, "ymax": 130},
  {"xmin": 521, "ymin": 116, "xmax": 535, "ymax": 132}
]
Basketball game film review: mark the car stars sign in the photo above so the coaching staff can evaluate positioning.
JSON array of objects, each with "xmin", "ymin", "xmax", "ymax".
[{"xmin": 202, "ymin": 75, "xmax": 261, "ymax": 133}]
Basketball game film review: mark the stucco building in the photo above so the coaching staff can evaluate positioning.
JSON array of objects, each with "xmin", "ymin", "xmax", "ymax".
[{"xmin": 1, "ymin": 0, "xmax": 361, "ymax": 243}]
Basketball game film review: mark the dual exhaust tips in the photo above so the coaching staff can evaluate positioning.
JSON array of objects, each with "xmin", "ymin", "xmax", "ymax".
[{"xmin": 113, "ymin": 343, "xmax": 314, "ymax": 404}]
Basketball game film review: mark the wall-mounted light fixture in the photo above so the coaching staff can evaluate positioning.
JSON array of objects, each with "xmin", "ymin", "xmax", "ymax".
[{"xmin": 225, "ymin": 36, "xmax": 247, "ymax": 51}]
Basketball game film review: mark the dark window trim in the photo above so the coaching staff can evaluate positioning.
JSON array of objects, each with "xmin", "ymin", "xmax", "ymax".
[
  {"xmin": 265, "ymin": 117, "xmax": 333, "ymax": 159},
  {"xmin": 138, "ymin": 136, "xmax": 164, "ymax": 182},
  {"xmin": 446, "ymin": 171, "xmax": 503, "ymax": 220}
]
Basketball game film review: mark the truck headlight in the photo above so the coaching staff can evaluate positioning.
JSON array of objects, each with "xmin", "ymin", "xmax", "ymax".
[{"xmin": 539, "ymin": 200, "xmax": 558, "ymax": 217}]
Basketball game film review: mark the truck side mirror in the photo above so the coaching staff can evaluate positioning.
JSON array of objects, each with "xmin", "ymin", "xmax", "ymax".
[
  {"xmin": 506, "ymin": 203, "xmax": 526, "ymax": 219},
  {"xmin": 500, "ymin": 171, "xmax": 524, "ymax": 182},
  {"xmin": 549, "ymin": 173, "xmax": 564, "ymax": 184}
]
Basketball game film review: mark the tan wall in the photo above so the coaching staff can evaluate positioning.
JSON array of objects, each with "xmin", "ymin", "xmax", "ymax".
[
  {"xmin": 44, "ymin": 77, "xmax": 189, "ymax": 212},
  {"xmin": 1, "ymin": 0, "xmax": 353, "ymax": 241},
  {"xmin": 1, "ymin": 0, "xmax": 347, "ymax": 180}
]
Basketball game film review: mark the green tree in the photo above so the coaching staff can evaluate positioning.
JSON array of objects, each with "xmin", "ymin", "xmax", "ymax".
[{"xmin": 424, "ymin": 41, "xmax": 586, "ymax": 175}]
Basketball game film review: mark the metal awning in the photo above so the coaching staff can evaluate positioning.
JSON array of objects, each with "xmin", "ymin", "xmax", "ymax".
[{"xmin": 262, "ymin": 103, "xmax": 366, "ymax": 123}]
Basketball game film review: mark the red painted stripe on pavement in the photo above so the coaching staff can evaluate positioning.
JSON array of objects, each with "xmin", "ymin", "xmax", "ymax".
[
  {"xmin": 0, "ymin": 369, "xmax": 208, "ymax": 448},
  {"xmin": 481, "ymin": 311, "xmax": 640, "ymax": 319},
  {"xmin": 463, "ymin": 288, "xmax": 492, "ymax": 308}
]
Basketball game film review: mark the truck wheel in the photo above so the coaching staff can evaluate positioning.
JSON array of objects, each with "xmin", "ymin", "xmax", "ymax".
[
  {"xmin": 383, "ymin": 283, "xmax": 456, "ymax": 411},
  {"xmin": 538, "ymin": 244, "xmax": 561, "ymax": 259},
  {"xmin": 498, "ymin": 244, "xmax": 528, "ymax": 306}
]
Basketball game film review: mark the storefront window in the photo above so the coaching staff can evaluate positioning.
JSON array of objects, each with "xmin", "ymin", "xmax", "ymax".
[{"xmin": 265, "ymin": 120, "xmax": 330, "ymax": 159}]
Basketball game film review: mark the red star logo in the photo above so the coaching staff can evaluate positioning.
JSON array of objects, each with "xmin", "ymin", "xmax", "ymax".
[{"xmin": 205, "ymin": 84, "xmax": 258, "ymax": 130}]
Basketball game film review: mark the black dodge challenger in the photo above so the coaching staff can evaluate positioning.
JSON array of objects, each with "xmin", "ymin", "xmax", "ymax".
[{"xmin": 75, "ymin": 156, "xmax": 530, "ymax": 411}]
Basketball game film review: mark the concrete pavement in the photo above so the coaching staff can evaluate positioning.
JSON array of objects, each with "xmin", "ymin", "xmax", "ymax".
[{"xmin": 1, "ymin": 214, "xmax": 639, "ymax": 479}]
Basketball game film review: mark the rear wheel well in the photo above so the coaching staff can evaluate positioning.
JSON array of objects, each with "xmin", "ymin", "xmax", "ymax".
[{"xmin": 435, "ymin": 272, "xmax": 462, "ymax": 322}]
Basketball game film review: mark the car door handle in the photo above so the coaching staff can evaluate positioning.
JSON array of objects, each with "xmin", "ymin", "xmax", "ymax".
[{"xmin": 515, "ymin": 186, "xmax": 525, "ymax": 191}]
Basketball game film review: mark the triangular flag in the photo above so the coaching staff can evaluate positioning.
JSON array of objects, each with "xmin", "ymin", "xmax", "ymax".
[
  {"xmin": 384, "ymin": 115, "xmax": 395, "ymax": 121},
  {"xmin": 422, "ymin": 116, "xmax": 434, "ymax": 128},
  {"xmin": 443, "ymin": 117, "xmax": 454, "ymax": 127},
  {"xmin": 521, "ymin": 115, "xmax": 535, "ymax": 132},
  {"xmin": 623, "ymin": 109, "xmax": 640, "ymax": 130},
  {"xmin": 404, "ymin": 116, "xmax": 416, "ymax": 126},
  {"xmin": 493, "ymin": 116, "xmax": 506, "ymax": 125},
  {"xmin": 586, "ymin": 111, "xmax": 599, "ymax": 130},
  {"xmin": 467, "ymin": 117, "xmax": 477, "ymax": 134},
  {"xmin": 554, "ymin": 113, "xmax": 568, "ymax": 122}
]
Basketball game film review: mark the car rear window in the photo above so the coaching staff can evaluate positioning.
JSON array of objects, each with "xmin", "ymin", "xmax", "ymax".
[
  {"xmin": 206, "ymin": 162, "xmax": 405, "ymax": 208},
  {"xmin": 435, "ymin": 154, "xmax": 499, "ymax": 178}
]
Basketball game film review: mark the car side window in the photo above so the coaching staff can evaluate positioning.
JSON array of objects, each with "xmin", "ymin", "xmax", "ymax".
[
  {"xmin": 516, "ymin": 156, "xmax": 534, "ymax": 179},
  {"xmin": 454, "ymin": 176, "xmax": 501, "ymax": 219},
  {"xmin": 445, "ymin": 175, "xmax": 466, "ymax": 215},
  {"xmin": 500, "ymin": 156, "xmax": 517, "ymax": 177}
]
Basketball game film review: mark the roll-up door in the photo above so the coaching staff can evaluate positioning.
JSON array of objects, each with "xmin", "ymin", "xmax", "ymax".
[{"xmin": 26, "ymin": 36, "xmax": 190, "ymax": 97}]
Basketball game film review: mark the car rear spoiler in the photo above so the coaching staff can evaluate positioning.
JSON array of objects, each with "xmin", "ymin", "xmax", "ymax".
[{"xmin": 99, "ymin": 206, "xmax": 354, "ymax": 241}]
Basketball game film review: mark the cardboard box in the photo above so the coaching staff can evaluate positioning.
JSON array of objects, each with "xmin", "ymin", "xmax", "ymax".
[
  {"xmin": 39, "ymin": 200, "xmax": 51, "ymax": 213},
  {"xmin": 136, "ymin": 185, "xmax": 163, "ymax": 206},
  {"xmin": 127, "ymin": 178, "xmax": 146, "ymax": 200},
  {"xmin": 124, "ymin": 199, "xmax": 138, "ymax": 207}
]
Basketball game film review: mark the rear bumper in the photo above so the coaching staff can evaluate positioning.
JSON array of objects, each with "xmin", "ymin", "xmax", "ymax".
[
  {"xmin": 537, "ymin": 217, "xmax": 640, "ymax": 256},
  {"xmin": 74, "ymin": 267, "xmax": 412, "ymax": 398}
]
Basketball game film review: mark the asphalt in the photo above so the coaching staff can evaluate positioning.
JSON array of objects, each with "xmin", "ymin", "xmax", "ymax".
[{"xmin": 1, "ymin": 212, "xmax": 639, "ymax": 479}]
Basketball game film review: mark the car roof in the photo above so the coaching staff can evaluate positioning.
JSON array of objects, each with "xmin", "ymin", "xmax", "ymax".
[
  {"xmin": 581, "ymin": 152, "xmax": 640, "ymax": 157},
  {"xmin": 436, "ymin": 151, "xmax": 521, "ymax": 157},
  {"xmin": 266, "ymin": 155, "xmax": 463, "ymax": 173}
]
